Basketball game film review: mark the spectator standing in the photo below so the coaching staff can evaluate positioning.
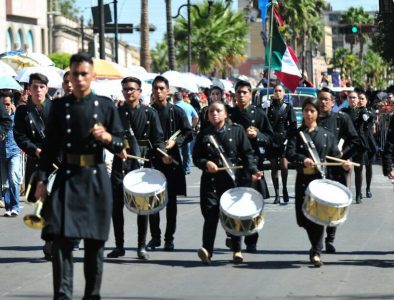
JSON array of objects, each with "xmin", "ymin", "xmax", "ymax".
[
  {"xmin": 0, "ymin": 94, "xmax": 20, "ymax": 216},
  {"xmin": 175, "ymin": 91, "xmax": 199, "ymax": 174}
]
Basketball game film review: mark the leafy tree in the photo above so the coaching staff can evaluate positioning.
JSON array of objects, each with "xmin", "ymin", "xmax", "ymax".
[
  {"xmin": 173, "ymin": 1, "xmax": 248, "ymax": 76},
  {"xmin": 48, "ymin": 52, "xmax": 72, "ymax": 69},
  {"xmin": 371, "ymin": 12, "xmax": 394, "ymax": 66},
  {"xmin": 151, "ymin": 41, "xmax": 169, "ymax": 73},
  {"xmin": 57, "ymin": 0, "xmax": 80, "ymax": 20}
]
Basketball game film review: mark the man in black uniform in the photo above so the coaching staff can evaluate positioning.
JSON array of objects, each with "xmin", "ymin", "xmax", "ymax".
[
  {"xmin": 35, "ymin": 53, "xmax": 126, "ymax": 300},
  {"xmin": 13, "ymin": 73, "xmax": 54, "ymax": 259},
  {"xmin": 266, "ymin": 84, "xmax": 297, "ymax": 204},
  {"xmin": 148, "ymin": 75, "xmax": 193, "ymax": 251},
  {"xmin": 317, "ymin": 87, "xmax": 359, "ymax": 253},
  {"xmin": 228, "ymin": 80, "xmax": 273, "ymax": 252},
  {"xmin": 341, "ymin": 91, "xmax": 368, "ymax": 204},
  {"xmin": 382, "ymin": 115, "xmax": 394, "ymax": 179},
  {"xmin": 107, "ymin": 76, "xmax": 169, "ymax": 260}
]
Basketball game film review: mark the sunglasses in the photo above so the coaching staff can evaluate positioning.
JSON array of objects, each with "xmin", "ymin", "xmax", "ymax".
[
  {"xmin": 3, "ymin": 103, "xmax": 11, "ymax": 106},
  {"xmin": 122, "ymin": 87, "xmax": 140, "ymax": 93}
]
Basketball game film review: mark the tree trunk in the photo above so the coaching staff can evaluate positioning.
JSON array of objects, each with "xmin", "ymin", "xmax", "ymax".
[
  {"xmin": 166, "ymin": 0, "xmax": 175, "ymax": 70},
  {"xmin": 140, "ymin": 0, "xmax": 150, "ymax": 72}
]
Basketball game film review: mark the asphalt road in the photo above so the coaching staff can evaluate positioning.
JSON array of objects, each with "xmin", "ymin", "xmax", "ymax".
[{"xmin": 1, "ymin": 164, "xmax": 393, "ymax": 299}]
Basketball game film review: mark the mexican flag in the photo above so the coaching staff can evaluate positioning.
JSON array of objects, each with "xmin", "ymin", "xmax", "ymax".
[{"xmin": 265, "ymin": 21, "xmax": 302, "ymax": 92}]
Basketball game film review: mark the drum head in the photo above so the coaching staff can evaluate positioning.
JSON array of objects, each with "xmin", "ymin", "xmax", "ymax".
[
  {"xmin": 123, "ymin": 168, "xmax": 166, "ymax": 196},
  {"xmin": 308, "ymin": 179, "xmax": 352, "ymax": 207},
  {"xmin": 220, "ymin": 187, "xmax": 264, "ymax": 219}
]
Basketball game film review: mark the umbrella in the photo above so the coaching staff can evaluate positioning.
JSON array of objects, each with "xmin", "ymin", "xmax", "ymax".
[
  {"xmin": 162, "ymin": 70, "xmax": 199, "ymax": 93},
  {"xmin": 92, "ymin": 58, "xmax": 124, "ymax": 79},
  {"xmin": 0, "ymin": 75, "xmax": 22, "ymax": 90},
  {"xmin": 92, "ymin": 79, "xmax": 152, "ymax": 101},
  {"xmin": 16, "ymin": 66, "xmax": 64, "ymax": 88},
  {"xmin": 184, "ymin": 73, "xmax": 212, "ymax": 89},
  {"xmin": 0, "ymin": 49, "xmax": 41, "ymax": 70},
  {"xmin": 24, "ymin": 52, "xmax": 55, "ymax": 66},
  {"xmin": 0, "ymin": 61, "xmax": 17, "ymax": 77}
]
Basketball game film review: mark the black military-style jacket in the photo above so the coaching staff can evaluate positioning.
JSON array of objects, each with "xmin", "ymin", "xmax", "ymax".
[
  {"xmin": 0, "ymin": 102, "xmax": 11, "ymax": 141},
  {"xmin": 38, "ymin": 93, "xmax": 124, "ymax": 241},
  {"xmin": 266, "ymin": 99, "xmax": 297, "ymax": 148},
  {"xmin": 341, "ymin": 107, "xmax": 369, "ymax": 152},
  {"xmin": 383, "ymin": 116, "xmax": 394, "ymax": 176},
  {"xmin": 13, "ymin": 99, "xmax": 52, "ymax": 157},
  {"xmin": 111, "ymin": 102, "xmax": 166, "ymax": 184},
  {"xmin": 151, "ymin": 101, "xmax": 193, "ymax": 196},
  {"xmin": 318, "ymin": 111, "xmax": 360, "ymax": 160},
  {"xmin": 228, "ymin": 104, "xmax": 273, "ymax": 161}
]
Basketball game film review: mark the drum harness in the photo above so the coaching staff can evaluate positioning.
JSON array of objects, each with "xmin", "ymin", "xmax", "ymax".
[
  {"xmin": 299, "ymin": 131, "xmax": 326, "ymax": 179},
  {"xmin": 208, "ymin": 134, "xmax": 236, "ymax": 184}
]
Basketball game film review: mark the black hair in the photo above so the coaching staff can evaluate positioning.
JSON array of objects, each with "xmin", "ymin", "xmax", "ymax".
[
  {"xmin": 234, "ymin": 80, "xmax": 251, "ymax": 92},
  {"xmin": 152, "ymin": 75, "xmax": 169, "ymax": 89},
  {"xmin": 0, "ymin": 92, "xmax": 13, "ymax": 100},
  {"xmin": 28, "ymin": 73, "xmax": 49, "ymax": 86},
  {"xmin": 302, "ymin": 97, "xmax": 319, "ymax": 111},
  {"xmin": 69, "ymin": 52, "xmax": 94, "ymax": 67},
  {"xmin": 63, "ymin": 71, "xmax": 70, "ymax": 80},
  {"xmin": 210, "ymin": 85, "xmax": 223, "ymax": 94},
  {"xmin": 121, "ymin": 76, "xmax": 142, "ymax": 88},
  {"xmin": 319, "ymin": 87, "xmax": 332, "ymax": 94}
]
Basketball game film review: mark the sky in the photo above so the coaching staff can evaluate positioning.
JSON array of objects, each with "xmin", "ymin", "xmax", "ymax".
[{"xmin": 75, "ymin": 0, "xmax": 379, "ymax": 49}]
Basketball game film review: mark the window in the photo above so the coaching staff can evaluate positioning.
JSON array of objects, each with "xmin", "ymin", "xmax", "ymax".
[
  {"xmin": 17, "ymin": 29, "xmax": 23, "ymax": 49},
  {"xmin": 27, "ymin": 30, "xmax": 34, "ymax": 52},
  {"xmin": 6, "ymin": 28, "xmax": 13, "ymax": 51}
]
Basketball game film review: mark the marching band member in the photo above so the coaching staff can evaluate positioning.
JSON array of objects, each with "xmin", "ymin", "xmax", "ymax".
[
  {"xmin": 266, "ymin": 84, "xmax": 297, "ymax": 204},
  {"xmin": 193, "ymin": 101, "xmax": 263, "ymax": 264},
  {"xmin": 13, "ymin": 73, "xmax": 55, "ymax": 260},
  {"xmin": 341, "ymin": 91, "xmax": 369, "ymax": 204},
  {"xmin": 317, "ymin": 87, "xmax": 359, "ymax": 253},
  {"xmin": 107, "ymin": 76, "xmax": 169, "ymax": 260},
  {"xmin": 228, "ymin": 80, "xmax": 273, "ymax": 253},
  {"xmin": 34, "ymin": 53, "xmax": 126, "ymax": 299},
  {"xmin": 148, "ymin": 75, "xmax": 193, "ymax": 251},
  {"xmin": 286, "ymin": 98, "xmax": 350, "ymax": 267}
]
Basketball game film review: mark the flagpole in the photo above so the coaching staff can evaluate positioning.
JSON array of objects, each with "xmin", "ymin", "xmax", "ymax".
[{"xmin": 266, "ymin": 0, "xmax": 275, "ymax": 94}]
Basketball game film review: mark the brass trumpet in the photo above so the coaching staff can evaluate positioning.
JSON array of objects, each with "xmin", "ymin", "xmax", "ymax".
[{"xmin": 23, "ymin": 200, "xmax": 45, "ymax": 229}]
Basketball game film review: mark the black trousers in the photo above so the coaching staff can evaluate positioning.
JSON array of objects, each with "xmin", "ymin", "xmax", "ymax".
[
  {"xmin": 52, "ymin": 237, "xmax": 104, "ymax": 300},
  {"xmin": 149, "ymin": 187, "xmax": 177, "ymax": 242},
  {"xmin": 112, "ymin": 182, "xmax": 148, "ymax": 247}
]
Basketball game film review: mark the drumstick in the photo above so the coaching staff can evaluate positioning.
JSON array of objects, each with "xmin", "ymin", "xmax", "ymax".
[
  {"xmin": 325, "ymin": 156, "xmax": 361, "ymax": 167},
  {"xmin": 314, "ymin": 162, "xmax": 343, "ymax": 166},
  {"xmin": 217, "ymin": 166, "xmax": 244, "ymax": 171},
  {"xmin": 156, "ymin": 148, "xmax": 179, "ymax": 166},
  {"xmin": 126, "ymin": 154, "xmax": 150, "ymax": 162}
]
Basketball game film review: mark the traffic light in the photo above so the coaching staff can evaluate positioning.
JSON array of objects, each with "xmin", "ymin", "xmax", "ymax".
[
  {"xmin": 351, "ymin": 25, "xmax": 359, "ymax": 33},
  {"xmin": 339, "ymin": 24, "xmax": 374, "ymax": 34}
]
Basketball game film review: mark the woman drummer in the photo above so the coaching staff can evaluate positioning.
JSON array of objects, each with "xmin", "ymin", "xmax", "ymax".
[
  {"xmin": 286, "ymin": 98, "xmax": 351, "ymax": 267},
  {"xmin": 192, "ymin": 101, "xmax": 263, "ymax": 264}
]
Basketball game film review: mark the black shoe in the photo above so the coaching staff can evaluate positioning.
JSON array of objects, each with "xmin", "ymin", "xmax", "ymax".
[
  {"xmin": 164, "ymin": 240, "xmax": 174, "ymax": 251},
  {"xmin": 325, "ymin": 242, "xmax": 336, "ymax": 254},
  {"xmin": 359, "ymin": 192, "xmax": 363, "ymax": 199},
  {"xmin": 310, "ymin": 254, "xmax": 323, "ymax": 267},
  {"xmin": 137, "ymin": 246, "xmax": 149, "ymax": 260},
  {"xmin": 273, "ymin": 195, "xmax": 280, "ymax": 204},
  {"xmin": 43, "ymin": 242, "xmax": 52, "ymax": 261},
  {"xmin": 107, "ymin": 248, "xmax": 125, "ymax": 258},
  {"xmin": 366, "ymin": 189, "xmax": 372, "ymax": 198},
  {"xmin": 225, "ymin": 237, "xmax": 232, "ymax": 249},
  {"xmin": 283, "ymin": 189, "xmax": 289, "ymax": 203},
  {"xmin": 147, "ymin": 239, "xmax": 161, "ymax": 250},
  {"xmin": 355, "ymin": 195, "xmax": 362, "ymax": 204},
  {"xmin": 246, "ymin": 244, "xmax": 257, "ymax": 253}
]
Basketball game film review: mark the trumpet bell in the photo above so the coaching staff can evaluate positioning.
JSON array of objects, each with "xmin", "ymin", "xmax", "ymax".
[
  {"xmin": 23, "ymin": 200, "xmax": 45, "ymax": 230},
  {"xmin": 23, "ymin": 214, "xmax": 45, "ymax": 229}
]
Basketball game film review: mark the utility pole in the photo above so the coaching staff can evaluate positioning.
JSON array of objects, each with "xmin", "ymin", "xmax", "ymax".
[
  {"xmin": 114, "ymin": 0, "xmax": 119, "ymax": 63},
  {"xmin": 98, "ymin": 0, "xmax": 105, "ymax": 59},
  {"xmin": 80, "ymin": 15, "xmax": 85, "ymax": 52}
]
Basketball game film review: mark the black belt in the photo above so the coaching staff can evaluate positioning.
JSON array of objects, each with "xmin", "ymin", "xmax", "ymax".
[{"xmin": 65, "ymin": 154, "xmax": 102, "ymax": 167}]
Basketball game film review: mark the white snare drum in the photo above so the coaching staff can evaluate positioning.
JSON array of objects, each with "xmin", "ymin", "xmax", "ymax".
[
  {"xmin": 123, "ymin": 168, "xmax": 167, "ymax": 215},
  {"xmin": 303, "ymin": 179, "xmax": 352, "ymax": 227},
  {"xmin": 219, "ymin": 187, "xmax": 265, "ymax": 236},
  {"xmin": 47, "ymin": 171, "xmax": 57, "ymax": 195}
]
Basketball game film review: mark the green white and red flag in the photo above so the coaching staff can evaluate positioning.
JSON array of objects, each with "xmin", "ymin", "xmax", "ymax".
[{"xmin": 265, "ymin": 20, "xmax": 302, "ymax": 92}]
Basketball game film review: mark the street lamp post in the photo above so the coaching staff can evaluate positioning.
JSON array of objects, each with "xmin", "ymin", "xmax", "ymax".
[{"xmin": 172, "ymin": 0, "xmax": 214, "ymax": 72}]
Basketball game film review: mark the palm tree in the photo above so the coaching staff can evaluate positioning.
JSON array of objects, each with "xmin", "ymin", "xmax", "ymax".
[
  {"xmin": 140, "ymin": 0, "xmax": 150, "ymax": 72},
  {"xmin": 340, "ymin": 7, "xmax": 373, "ymax": 59},
  {"xmin": 165, "ymin": 0, "xmax": 176, "ymax": 70},
  {"xmin": 151, "ymin": 41, "xmax": 169, "ymax": 73},
  {"xmin": 173, "ymin": 1, "xmax": 247, "ymax": 76}
]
